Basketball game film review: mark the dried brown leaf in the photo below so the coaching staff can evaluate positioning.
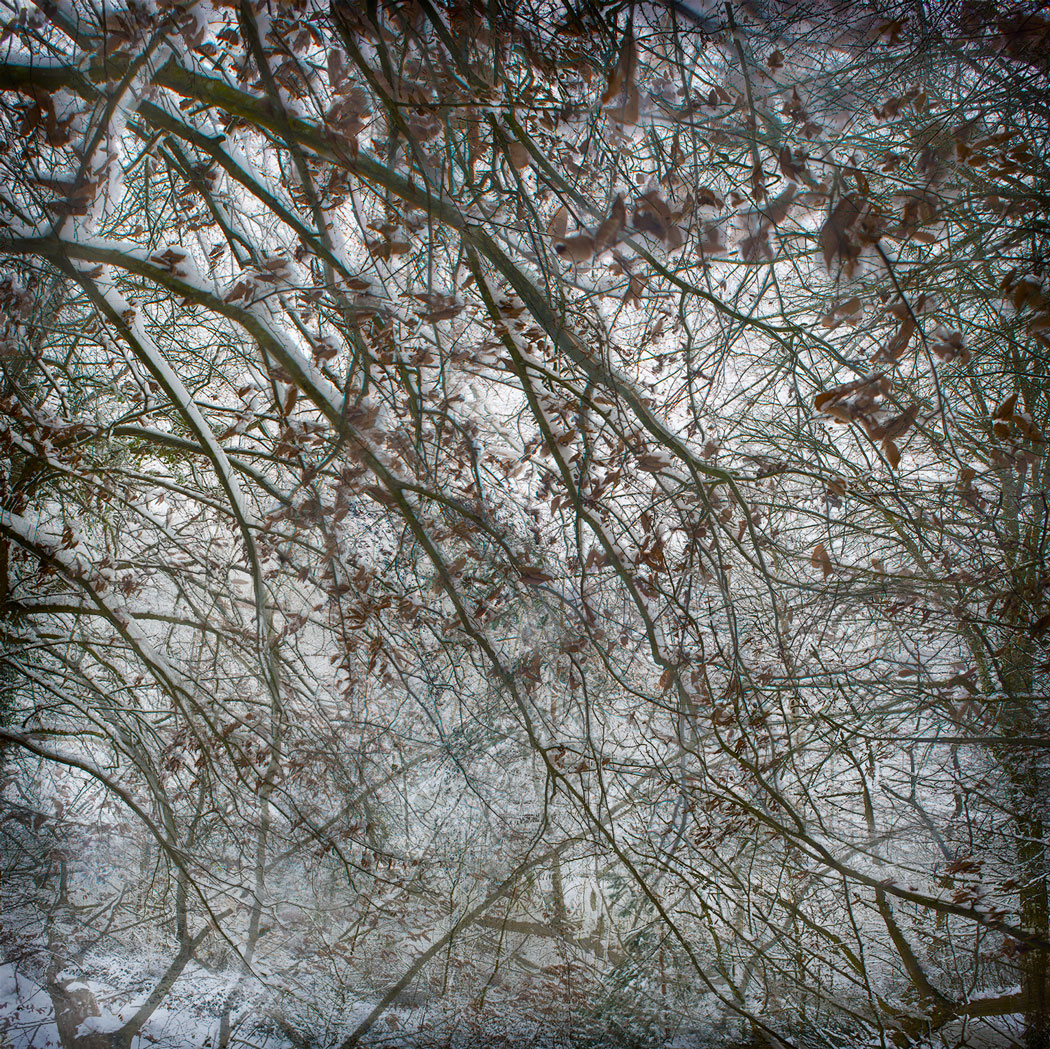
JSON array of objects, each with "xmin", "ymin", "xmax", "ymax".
[
  {"xmin": 820, "ymin": 194, "xmax": 862, "ymax": 272},
  {"xmin": 872, "ymin": 316, "xmax": 916, "ymax": 363},
  {"xmin": 814, "ymin": 373, "xmax": 886, "ymax": 413},
  {"xmin": 877, "ymin": 404, "xmax": 919, "ymax": 441},
  {"xmin": 882, "ymin": 437, "xmax": 900, "ymax": 468},
  {"xmin": 993, "ymin": 392, "xmax": 1018, "ymax": 420},
  {"xmin": 593, "ymin": 194, "xmax": 626, "ymax": 255},
  {"xmin": 811, "ymin": 543, "xmax": 834, "ymax": 578},
  {"xmin": 601, "ymin": 26, "xmax": 636, "ymax": 105},
  {"xmin": 547, "ymin": 206, "xmax": 569, "ymax": 241}
]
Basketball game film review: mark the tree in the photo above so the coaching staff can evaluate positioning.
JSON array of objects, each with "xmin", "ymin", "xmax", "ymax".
[{"xmin": 0, "ymin": 0, "xmax": 1047, "ymax": 1047}]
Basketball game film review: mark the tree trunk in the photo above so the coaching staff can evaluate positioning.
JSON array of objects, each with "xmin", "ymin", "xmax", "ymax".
[
  {"xmin": 47, "ymin": 977, "xmax": 133, "ymax": 1049},
  {"xmin": 998, "ymin": 440, "xmax": 1049, "ymax": 1049},
  {"xmin": 1015, "ymin": 775, "xmax": 1050, "ymax": 1049}
]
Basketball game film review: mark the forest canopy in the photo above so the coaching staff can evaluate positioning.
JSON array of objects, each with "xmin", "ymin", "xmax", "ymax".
[{"xmin": 0, "ymin": 1, "xmax": 1048, "ymax": 1048}]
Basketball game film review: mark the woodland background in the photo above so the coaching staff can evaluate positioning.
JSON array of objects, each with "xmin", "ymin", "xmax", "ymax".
[{"xmin": 0, "ymin": 1, "xmax": 1048, "ymax": 1047}]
